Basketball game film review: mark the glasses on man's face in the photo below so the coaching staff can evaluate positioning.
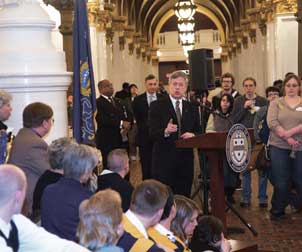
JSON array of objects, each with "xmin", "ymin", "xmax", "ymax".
[
  {"xmin": 268, "ymin": 92, "xmax": 279, "ymax": 97},
  {"xmin": 222, "ymin": 80, "xmax": 232, "ymax": 84}
]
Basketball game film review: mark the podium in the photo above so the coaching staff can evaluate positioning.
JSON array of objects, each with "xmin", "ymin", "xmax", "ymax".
[{"xmin": 176, "ymin": 130, "xmax": 254, "ymax": 231}]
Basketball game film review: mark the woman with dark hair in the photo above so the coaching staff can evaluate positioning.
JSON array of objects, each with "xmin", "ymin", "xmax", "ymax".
[
  {"xmin": 206, "ymin": 94, "xmax": 238, "ymax": 203},
  {"xmin": 190, "ymin": 216, "xmax": 231, "ymax": 252},
  {"xmin": 267, "ymin": 74, "xmax": 302, "ymax": 219}
]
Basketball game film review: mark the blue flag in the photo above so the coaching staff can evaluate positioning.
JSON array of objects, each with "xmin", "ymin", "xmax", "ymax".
[{"xmin": 72, "ymin": 0, "xmax": 96, "ymax": 143}]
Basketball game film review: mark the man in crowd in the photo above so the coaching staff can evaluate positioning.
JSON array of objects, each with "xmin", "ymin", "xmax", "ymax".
[
  {"xmin": 212, "ymin": 72, "xmax": 240, "ymax": 110},
  {"xmin": 0, "ymin": 90, "xmax": 13, "ymax": 164},
  {"xmin": 115, "ymin": 82, "xmax": 130, "ymax": 100},
  {"xmin": 149, "ymin": 71, "xmax": 201, "ymax": 197},
  {"xmin": 8, "ymin": 102, "xmax": 53, "ymax": 215},
  {"xmin": 0, "ymin": 164, "xmax": 90, "ymax": 252},
  {"xmin": 95, "ymin": 79, "xmax": 131, "ymax": 169},
  {"xmin": 132, "ymin": 74, "xmax": 163, "ymax": 180},
  {"xmin": 117, "ymin": 179, "xmax": 168, "ymax": 252},
  {"xmin": 98, "ymin": 148, "xmax": 134, "ymax": 212},
  {"xmin": 232, "ymin": 77, "xmax": 268, "ymax": 207}
]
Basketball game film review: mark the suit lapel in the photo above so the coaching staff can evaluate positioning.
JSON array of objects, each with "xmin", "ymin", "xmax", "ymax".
[
  {"xmin": 142, "ymin": 93, "xmax": 149, "ymax": 111},
  {"xmin": 167, "ymin": 97, "xmax": 178, "ymax": 124},
  {"xmin": 181, "ymin": 100, "xmax": 190, "ymax": 130}
]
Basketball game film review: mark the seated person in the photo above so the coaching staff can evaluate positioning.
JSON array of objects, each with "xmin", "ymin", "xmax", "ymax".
[
  {"xmin": 117, "ymin": 179, "xmax": 168, "ymax": 252},
  {"xmin": 0, "ymin": 164, "xmax": 89, "ymax": 252},
  {"xmin": 8, "ymin": 102, "xmax": 54, "ymax": 215},
  {"xmin": 77, "ymin": 189, "xmax": 124, "ymax": 252},
  {"xmin": 98, "ymin": 148, "xmax": 133, "ymax": 212},
  {"xmin": 41, "ymin": 143, "xmax": 98, "ymax": 241},
  {"xmin": 189, "ymin": 216, "xmax": 231, "ymax": 252},
  {"xmin": 171, "ymin": 195, "xmax": 200, "ymax": 248},
  {"xmin": 32, "ymin": 137, "xmax": 75, "ymax": 222},
  {"xmin": 148, "ymin": 187, "xmax": 190, "ymax": 252}
]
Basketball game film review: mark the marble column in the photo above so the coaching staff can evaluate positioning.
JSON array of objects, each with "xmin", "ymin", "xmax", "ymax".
[{"xmin": 0, "ymin": 1, "xmax": 71, "ymax": 142}]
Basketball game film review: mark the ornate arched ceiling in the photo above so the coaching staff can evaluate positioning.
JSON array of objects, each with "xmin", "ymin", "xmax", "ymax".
[{"xmin": 119, "ymin": 0, "xmax": 248, "ymax": 46}]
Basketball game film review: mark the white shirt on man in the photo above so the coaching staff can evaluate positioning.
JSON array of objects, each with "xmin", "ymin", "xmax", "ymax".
[{"xmin": 0, "ymin": 214, "xmax": 90, "ymax": 252}]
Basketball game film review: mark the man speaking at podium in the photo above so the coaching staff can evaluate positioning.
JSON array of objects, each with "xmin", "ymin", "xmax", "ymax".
[{"xmin": 149, "ymin": 71, "xmax": 201, "ymax": 197}]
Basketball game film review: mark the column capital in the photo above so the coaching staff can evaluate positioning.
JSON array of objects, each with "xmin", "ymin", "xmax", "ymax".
[{"xmin": 273, "ymin": 0, "xmax": 297, "ymax": 15}]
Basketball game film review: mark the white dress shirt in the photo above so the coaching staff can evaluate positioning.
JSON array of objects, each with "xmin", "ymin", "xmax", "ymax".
[
  {"xmin": 154, "ymin": 223, "xmax": 176, "ymax": 242},
  {"xmin": 0, "ymin": 214, "xmax": 90, "ymax": 252},
  {"xmin": 147, "ymin": 92, "xmax": 157, "ymax": 106}
]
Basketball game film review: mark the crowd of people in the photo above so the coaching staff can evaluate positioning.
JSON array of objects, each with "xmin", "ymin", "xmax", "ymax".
[{"xmin": 0, "ymin": 70, "xmax": 301, "ymax": 252}]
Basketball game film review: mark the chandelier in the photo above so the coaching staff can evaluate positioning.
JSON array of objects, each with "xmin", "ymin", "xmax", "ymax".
[{"xmin": 174, "ymin": 0, "xmax": 196, "ymax": 57}]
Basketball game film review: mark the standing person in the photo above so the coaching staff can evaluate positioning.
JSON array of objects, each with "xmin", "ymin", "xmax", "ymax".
[
  {"xmin": 149, "ymin": 71, "xmax": 201, "ymax": 196},
  {"xmin": 8, "ymin": 102, "xmax": 53, "ymax": 215},
  {"xmin": 206, "ymin": 94, "xmax": 239, "ymax": 203},
  {"xmin": 77, "ymin": 189, "xmax": 124, "ymax": 252},
  {"xmin": 231, "ymin": 77, "xmax": 267, "ymax": 207},
  {"xmin": 95, "ymin": 79, "xmax": 131, "ymax": 169},
  {"xmin": 115, "ymin": 82, "xmax": 130, "ymax": 100},
  {"xmin": 253, "ymin": 86, "xmax": 280, "ymax": 208},
  {"xmin": 127, "ymin": 84, "xmax": 138, "ymax": 161},
  {"xmin": 212, "ymin": 73, "xmax": 240, "ymax": 110},
  {"xmin": 132, "ymin": 74, "xmax": 163, "ymax": 180},
  {"xmin": 0, "ymin": 164, "xmax": 90, "ymax": 252},
  {"xmin": 267, "ymin": 74, "xmax": 302, "ymax": 220}
]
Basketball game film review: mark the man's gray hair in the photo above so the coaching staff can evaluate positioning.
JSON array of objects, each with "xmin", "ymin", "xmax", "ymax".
[
  {"xmin": 0, "ymin": 90, "xmax": 12, "ymax": 108},
  {"xmin": 62, "ymin": 143, "xmax": 99, "ymax": 180},
  {"xmin": 48, "ymin": 137, "xmax": 76, "ymax": 170},
  {"xmin": 168, "ymin": 71, "xmax": 188, "ymax": 85},
  {"xmin": 107, "ymin": 149, "xmax": 129, "ymax": 173}
]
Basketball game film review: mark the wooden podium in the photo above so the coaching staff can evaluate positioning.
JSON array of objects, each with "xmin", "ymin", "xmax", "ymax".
[{"xmin": 176, "ymin": 131, "xmax": 229, "ymax": 229}]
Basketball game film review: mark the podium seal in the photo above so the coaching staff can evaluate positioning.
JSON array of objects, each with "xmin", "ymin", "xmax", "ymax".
[{"xmin": 226, "ymin": 124, "xmax": 251, "ymax": 173}]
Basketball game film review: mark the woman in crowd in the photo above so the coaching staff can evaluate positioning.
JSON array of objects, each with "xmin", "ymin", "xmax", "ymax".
[
  {"xmin": 171, "ymin": 195, "xmax": 200, "ymax": 247},
  {"xmin": 206, "ymin": 93, "xmax": 238, "ymax": 203},
  {"xmin": 189, "ymin": 215, "xmax": 231, "ymax": 252},
  {"xmin": 267, "ymin": 73, "xmax": 302, "ymax": 220},
  {"xmin": 77, "ymin": 189, "xmax": 124, "ymax": 252}
]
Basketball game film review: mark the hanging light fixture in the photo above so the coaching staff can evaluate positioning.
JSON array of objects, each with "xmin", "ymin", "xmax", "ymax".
[
  {"xmin": 174, "ymin": 0, "xmax": 196, "ymax": 20},
  {"xmin": 174, "ymin": 0, "xmax": 197, "ymax": 56}
]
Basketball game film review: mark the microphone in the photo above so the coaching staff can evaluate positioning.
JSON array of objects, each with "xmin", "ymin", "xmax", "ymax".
[{"xmin": 199, "ymin": 104, "xmax": 226, "ymax": 118}]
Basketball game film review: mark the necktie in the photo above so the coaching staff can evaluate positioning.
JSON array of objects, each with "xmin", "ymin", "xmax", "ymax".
[
  {"xmin": 149, "ymin": 95, "xmax": 155, "ymax": 106},
  {"xmin": 175, "ymin": 100, "xmax": 182, "ymax": 137},
  {"xmin": 109, "ymin": 97, "xmax": 116, "ymax": 107},
  {"xmin": 0, "ymin": 220, "xmax": 19, "ymax": 252}
]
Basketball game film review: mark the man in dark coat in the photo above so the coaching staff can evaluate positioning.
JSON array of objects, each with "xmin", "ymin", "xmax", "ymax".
[
  {"xmin": 95, "ymin": 79, "xmax": 131, "ymax": 169},
  {"xmin": 132, "ymin": 74, "xmax": 163, "ymax": 180},
  {"xmin": 149, "ymin": 71, "xmax": 201, "ymax": 197}
]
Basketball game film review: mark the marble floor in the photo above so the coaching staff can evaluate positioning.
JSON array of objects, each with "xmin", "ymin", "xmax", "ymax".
[{"xmin": 129, "ymin": 156, "xmax": 302, "ymax": 252}]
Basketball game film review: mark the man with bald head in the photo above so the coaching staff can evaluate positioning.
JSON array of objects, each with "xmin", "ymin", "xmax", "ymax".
[
  {"xmin": 95, "ymin": 79, "xmax": 131, "ymax": 169},
  {"xmin": 0, "ymin": 164, "xmax": 90, "ymax": 252}
]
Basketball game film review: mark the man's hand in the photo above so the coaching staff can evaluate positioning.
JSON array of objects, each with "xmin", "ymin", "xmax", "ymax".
[
  {"xmin": 220, "ymin": 238, "xmax": 232, "ymax": 252},
  {"xmin": 244, "ymin": 100, "xmax": 254, "ymax": 109},
  {"xmin": 164, "ymin": 119, "xmax": 178, "ymax": 135},
  {"xmin": 180, "ymin": 132, "xmax": 195, "ymax": 139}
]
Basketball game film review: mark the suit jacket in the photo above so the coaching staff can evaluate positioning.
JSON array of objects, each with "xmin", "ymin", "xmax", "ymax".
[
  {"xmin": 149, "ymin": 97, "xmax": 201, "ymax": 182},
  {"xmin": 95, "ymin": 96, "xmax": 128, "ymax": 150},
  {"xmin": 97, "ymin": 172, "xmax": 134, "ymax": 212},
  {"xmin": 132, "ymin": 93, "xmax": 163, "ymax": 147},
  {"xmin": 8, "ymin": 128, "xmax": 51, "ymax": 211}
]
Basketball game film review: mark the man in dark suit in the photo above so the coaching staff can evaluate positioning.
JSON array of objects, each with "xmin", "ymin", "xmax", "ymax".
[
  {"xmin": 132, "ymin": 74, "xmax": 163, "ymax": 180},
  {"xmin": 115, "ymin": 82, "xmax": 130, "ymax": 100},
  {"xmin": 149, "ymin": 71, "xmax": 201, "ymax": 197},
  {"xmin": 95, "ymin": 79, "xmax": 131, "ymax": 169},
  {"xmin": 98, "ymin": 148, "xmax": 133, "ymax": 212}
]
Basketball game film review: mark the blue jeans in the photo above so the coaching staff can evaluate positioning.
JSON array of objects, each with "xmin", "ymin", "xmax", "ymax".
[
  {"xmin": 241, "ymin": 170, "xmax": 268, "ymax": 204},
  {"xmin": 270, "ymin": 145, "xmax": 302, "ymax": 213}
]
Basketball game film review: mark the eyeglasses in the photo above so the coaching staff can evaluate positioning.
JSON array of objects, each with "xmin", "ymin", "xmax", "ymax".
[
  {"xmin": 268, "ymin": 92, "xmax": 279, "ymax": 97},
  {"xmin": 222, "ymin": 80, "xmax": 232, "ymax": 83}
]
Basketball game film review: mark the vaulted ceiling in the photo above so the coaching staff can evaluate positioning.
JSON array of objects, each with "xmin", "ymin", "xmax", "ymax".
[{"xmin": 116, "ymin": 0, "xmax": 257, "ymax": 45}]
